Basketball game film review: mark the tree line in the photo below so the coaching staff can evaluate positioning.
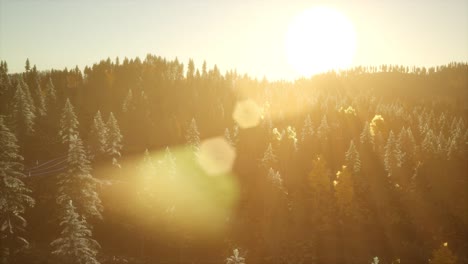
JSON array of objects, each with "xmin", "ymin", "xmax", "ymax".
[{"xmin": 0, "ymin": 57, "xmax": 467, "ymax": 263}]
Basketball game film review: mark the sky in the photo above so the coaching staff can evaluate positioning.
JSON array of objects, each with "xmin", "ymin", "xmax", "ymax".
[{"xmin": 1, "ymin": 0, "xmax": 467, "ymax": 80}]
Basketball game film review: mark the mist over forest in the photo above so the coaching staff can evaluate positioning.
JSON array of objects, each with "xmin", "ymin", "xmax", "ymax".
[{"xmin": 0, "ymin": 57, "xmax": 467, "ymax": 264}]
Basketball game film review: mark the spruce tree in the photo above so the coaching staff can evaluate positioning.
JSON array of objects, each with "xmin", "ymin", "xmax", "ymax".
[
  {"xmin": 261, "ymin": 143, "xmax": 277, "ymax": 169},
  {"xmin": 11, "ymin": 82, "xmax": 36, "ymax": 138},
  {"xmin": 185, "ymin": 118, "xmax": 200, "ymax": 153},
  {"xmin": 300, "ymin": 114, "xmax": 314, "ymax": 142},
  {"xmin": 105, "ymin": 112, "xmax": 123, "ymax": 167},
  {"xmin": 316, "ymin": 115, "xmax": 330, "ymax": 140},
  {"xmin": 88, "ymin": 111, "xmax": 107, "ymax": 159},
  {"xmin": 0, "ymin": 117, "xmax": 35, "ymax": 263},
  {"xmin": 224, "ymin": 128, "xmax": 233, "ymax": 146},
  {"xmin": 430, "ymin": 242, "xmax": 457, "ymax": 264},
  {"xmin": 334, "ymin": 166, "xmax": 359, "ymax": 221},
  {"xmin": 308, "ymin": 156, "xmax": 333, "ymax": 231},
  {"xmin": 384, "ymin": 131, "xmax": 404, "ymax": 177},
  {"xmin": 58, "ymin": 99, "xmax": 79, "ymax": 146},
  {"xmin": 360, "ymin": 121, "xmax": 374, "ymax": 148},
  {"xmin": 57, "ymin": 134, "xmax": 103, "ymax": 219},
  {"xmin": 226, "ymin": 248, "xmax": 245, "ymax": 264},
  {"xmin": 267, "ymin": 167, "xmax": 283, "ymax": 190},
  {"xmin": 51, "ymin": 200, "xmax": 100, "ymax": 264},
  {"xmin": 31, "ymin": 77, "xmax": 46, "ymax": 117},
  {"xmin": 421, "ymin": 129, "xmax": 437, "ymax": 160},
  {"xmin": 121, "ymin": 89, "xmax": 135, "ymax": 114},
  {"xmin": 398, "ymin": 127, "xmax": 417, "ymax": 165},
  {"xmin": 345, "ymin": 140, "xmax": 361, "ymax": 174},
  {"xmin": 44, "ymin": 77, "xmax": 56, "ymax": 110},
  {"xmin": 163, "ymin": 147, "xmax": 177, "ymax": 179},
  {"xmin": 18, "ymin": 78, "xmax": 36, "ymax": 116}
]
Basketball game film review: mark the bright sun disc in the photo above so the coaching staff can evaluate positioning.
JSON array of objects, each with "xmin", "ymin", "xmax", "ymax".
[{"xmin": 286, "ymin": 7, "xmax": 357, "ymax": 77}]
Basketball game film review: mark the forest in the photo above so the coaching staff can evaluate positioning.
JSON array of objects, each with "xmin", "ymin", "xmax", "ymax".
[{"xmin": 0, "ymin": 57, "xmax": 467, "ymax": 264}]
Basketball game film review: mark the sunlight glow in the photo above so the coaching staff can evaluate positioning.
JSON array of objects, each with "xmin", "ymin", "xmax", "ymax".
[
  {"xmin": 232, "ymin": 99, "xmax": 262, "ymax": 129},
  {"xmin": 285, "ymin": 6, "xmax": 357, "ymax": 76},
  {"xmin": 198, "ymin": 137, "xmax": 236, "ymax": 175}
]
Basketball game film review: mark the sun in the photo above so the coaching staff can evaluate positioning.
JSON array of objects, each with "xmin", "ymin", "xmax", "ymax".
[{"xmin": 285, "ymin": 7, "xmax": 357, "ymax": 77}]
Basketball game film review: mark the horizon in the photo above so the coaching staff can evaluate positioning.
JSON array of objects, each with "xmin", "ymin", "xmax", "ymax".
[{"xmin": 1, "ymin": 0, "xmax": 467, "ymax": 80}]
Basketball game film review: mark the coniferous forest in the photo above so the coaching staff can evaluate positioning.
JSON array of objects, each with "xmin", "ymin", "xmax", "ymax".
[{"xmin": 0, "ymin": 58, "xmax": 467, "ymax": 264}]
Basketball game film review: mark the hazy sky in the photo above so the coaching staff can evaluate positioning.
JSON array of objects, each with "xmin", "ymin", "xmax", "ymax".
[{"xmin": 1, "ymin": 0, "xmax": 467, "ymax": 80}]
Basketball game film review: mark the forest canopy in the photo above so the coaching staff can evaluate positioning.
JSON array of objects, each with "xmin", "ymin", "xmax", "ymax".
[{"xmin": 0, "ymin": 57, "xmax": 467, "ymax": 264}]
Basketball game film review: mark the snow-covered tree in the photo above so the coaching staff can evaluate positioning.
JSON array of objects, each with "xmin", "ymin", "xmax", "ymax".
[
  {"xmin": 58, "ymin": 99, "xmax": 79, "ymax": 146},
  {"xmin": 88, "ymin": 111, "xmax": 107, "ymax": 158},
  {"xmin": 308, "ymin": 156, "xmax": 333, "ymax": 231},
  {"xmin": 286, "ymin": 126, "xmax": 298, "ymax": 151},
  {"xmin": 226, "ymin": 248, "xmax": 245, "ymax": 264},
  {"xmin": 162, "ymin": 147, "xmax": 177, "ymax": 179},
  {"xmin": 138, "ymin": 149, "xmax": 155, "ymax": 177},
  {"xmin": 31, "ymin": 77, "xmax": 46, "ymax": 117},
  {"xmin": 121, "ymin": 89, "xmax": 135, "ymax": 114},
  {"xmin": 185, "ymin": 118, "xmax": 200, "ymax": 153},
  {"xmin": 421, "ymin": 129, "xmax": 437, "ymax": 159},
  {"xmin": 51, "ymin": 200, "xmax": 100, "ymax": 264},
  {"xmin": 224, "ymin": 128, "xmax": 233, "ymax": 146},
  {"xmin": 44, "ymin": 77, "xmax": 56, "ymax": 107},
  {"xmin": 11, "ymin": 82, "xmax": 36, "ymax": 138},
  {"xmin": 105, "ymin": 112, "xmax": 123, "ymax": 167},
  {"xmin": 300, "ymin": 114, "xmax": 314, "ymax": 142},
  {"xmin": 261, "ymin": 143, "xmax": 277, "ymax": 169},
  {"xmin": 345, "ymin": 140, "xmax": 361, "ymax": 174},
  {"xmin": 316, "ymin": 115, "xmax": 330, "ymax": 140},
  {"xmin": 267, "ymin": 167, "xmax": 283, "ymax": 190},
  {"xmin": 18, "ymin": 78, "xmax": 36, "ymax": 116},
  {"xmin": 430, "ymin": 242, "xmax": 457, "ymax": 264},
  {"xmin": 334, "ymin": 166, "xmax": 359, "ymax": 220},
  {"xmin": 0, "ymin": 117, "xmax": 35, "ymax": 263},
  {"xmin": 224, "ymin": 127, "xmax": 239, "ymax": 147},
  {"xmin": 398, "ymin": 127, "xmax": 416, "ymax": 165},
  {"xmin": 360, "ymin": 121, "xmax": 374, "ymax": 148},
  {"xmin": 57, "ymin": 134, "xmax": 103, "ymax": 219},
  {"xmin": 384, "ymin": 131, "xmax": 404, "ymax": 177}
]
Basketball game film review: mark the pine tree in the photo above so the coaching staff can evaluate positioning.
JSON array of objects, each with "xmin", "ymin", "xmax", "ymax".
[
  {"xmin": 88, "ymin": 111, "xmax": 107, "ymax": 158},
  {"xmin": 267, "ymin": 167, "xmax": 284, "ymax": 190},
  {"xmin": 105, "ymin": 112, "xmax": 123, "ymax": 167},
  {"xmin": 24, "ymin": 59, "xmax": 30, "ymax": 72},
  {"xmin": 51, "ymin": 200, "xmax": 100, "ymax": 264},
  {"xmin": 57, "ymin": 134, "xmax": 103, "ymax": 219},
  {"xmin": 121, "ymin": 89, "xmax": 135, "ymax": 114},
  {"xmin": 11, "ymin": 82, "xmax": 36, "ymax": 138},
  {"xmin": 300, "ymin": 114, "xmax": 314, "ymax": 142},
  {"xmin": 316, "ymin": 115, "xmax": 330, "ymax": 140},
  {"xmin": 226, "ymin": 248, "xmax": 245, "ymax": 264},
  {"xmin": 360, "ymin": 121, "xmax": 374, "ymax": 148},
  {"xmin": 0, "ymin": 117, "xmax": 35, "ymax": 263},
  {"xmin": 139, "ymin": 149, "xmax": 155, "ymax": 176},
  {"xmin": 345, "ymin": 140, "xmax": 361, "ymax": 174},
  {"xmin": 261, "ymin": 143, "xmax": 277, "ymax": 169},
  {"xmin": 187, "ymin": 59, "xmax": 195, "ymax": 80},
  {"xmin": 58, "ymin": 99, "xmax": 79, "ymax": 146},
  {"xmin": 163, "ymin": 147, "xmax": 177, "ymax": 179},
  {"xmin": 185, "ymin": 118, "xmax": 200, "ymax": 153},
  {"xmin": 224, "ymin": 128, "xmax": 233, "ymax": 146},
  {"xmin": 398, "ymin": 127, "xmax": 416, "ymax": 165},
  {"xmin": 18, "ymin": 78, "xmax": 36, "ymax": 116},
  {"xmin": 334, "ymin": 166, "xmax": 359, "ymax": 221},
  {"xmin": 44, "ymin": 77, "xmax": 56, "ymax": 109},
  {"xmin": 421, "ymin": 129, "xmax": 437, "ymax": 160},
  {"xmin": 384, "ymin": 131, "xmax": 404, "ymax": 177},
  {"xmin": 308, "ymin": 156, "xmax": 333, "ymax": 231},
  {"xmin": 31, "ymin": 77, "xmax": 46, "ymax": 117},
  {"xmin": 430, "ymin": 242, "xmax": 457, "ymax": 264}
]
